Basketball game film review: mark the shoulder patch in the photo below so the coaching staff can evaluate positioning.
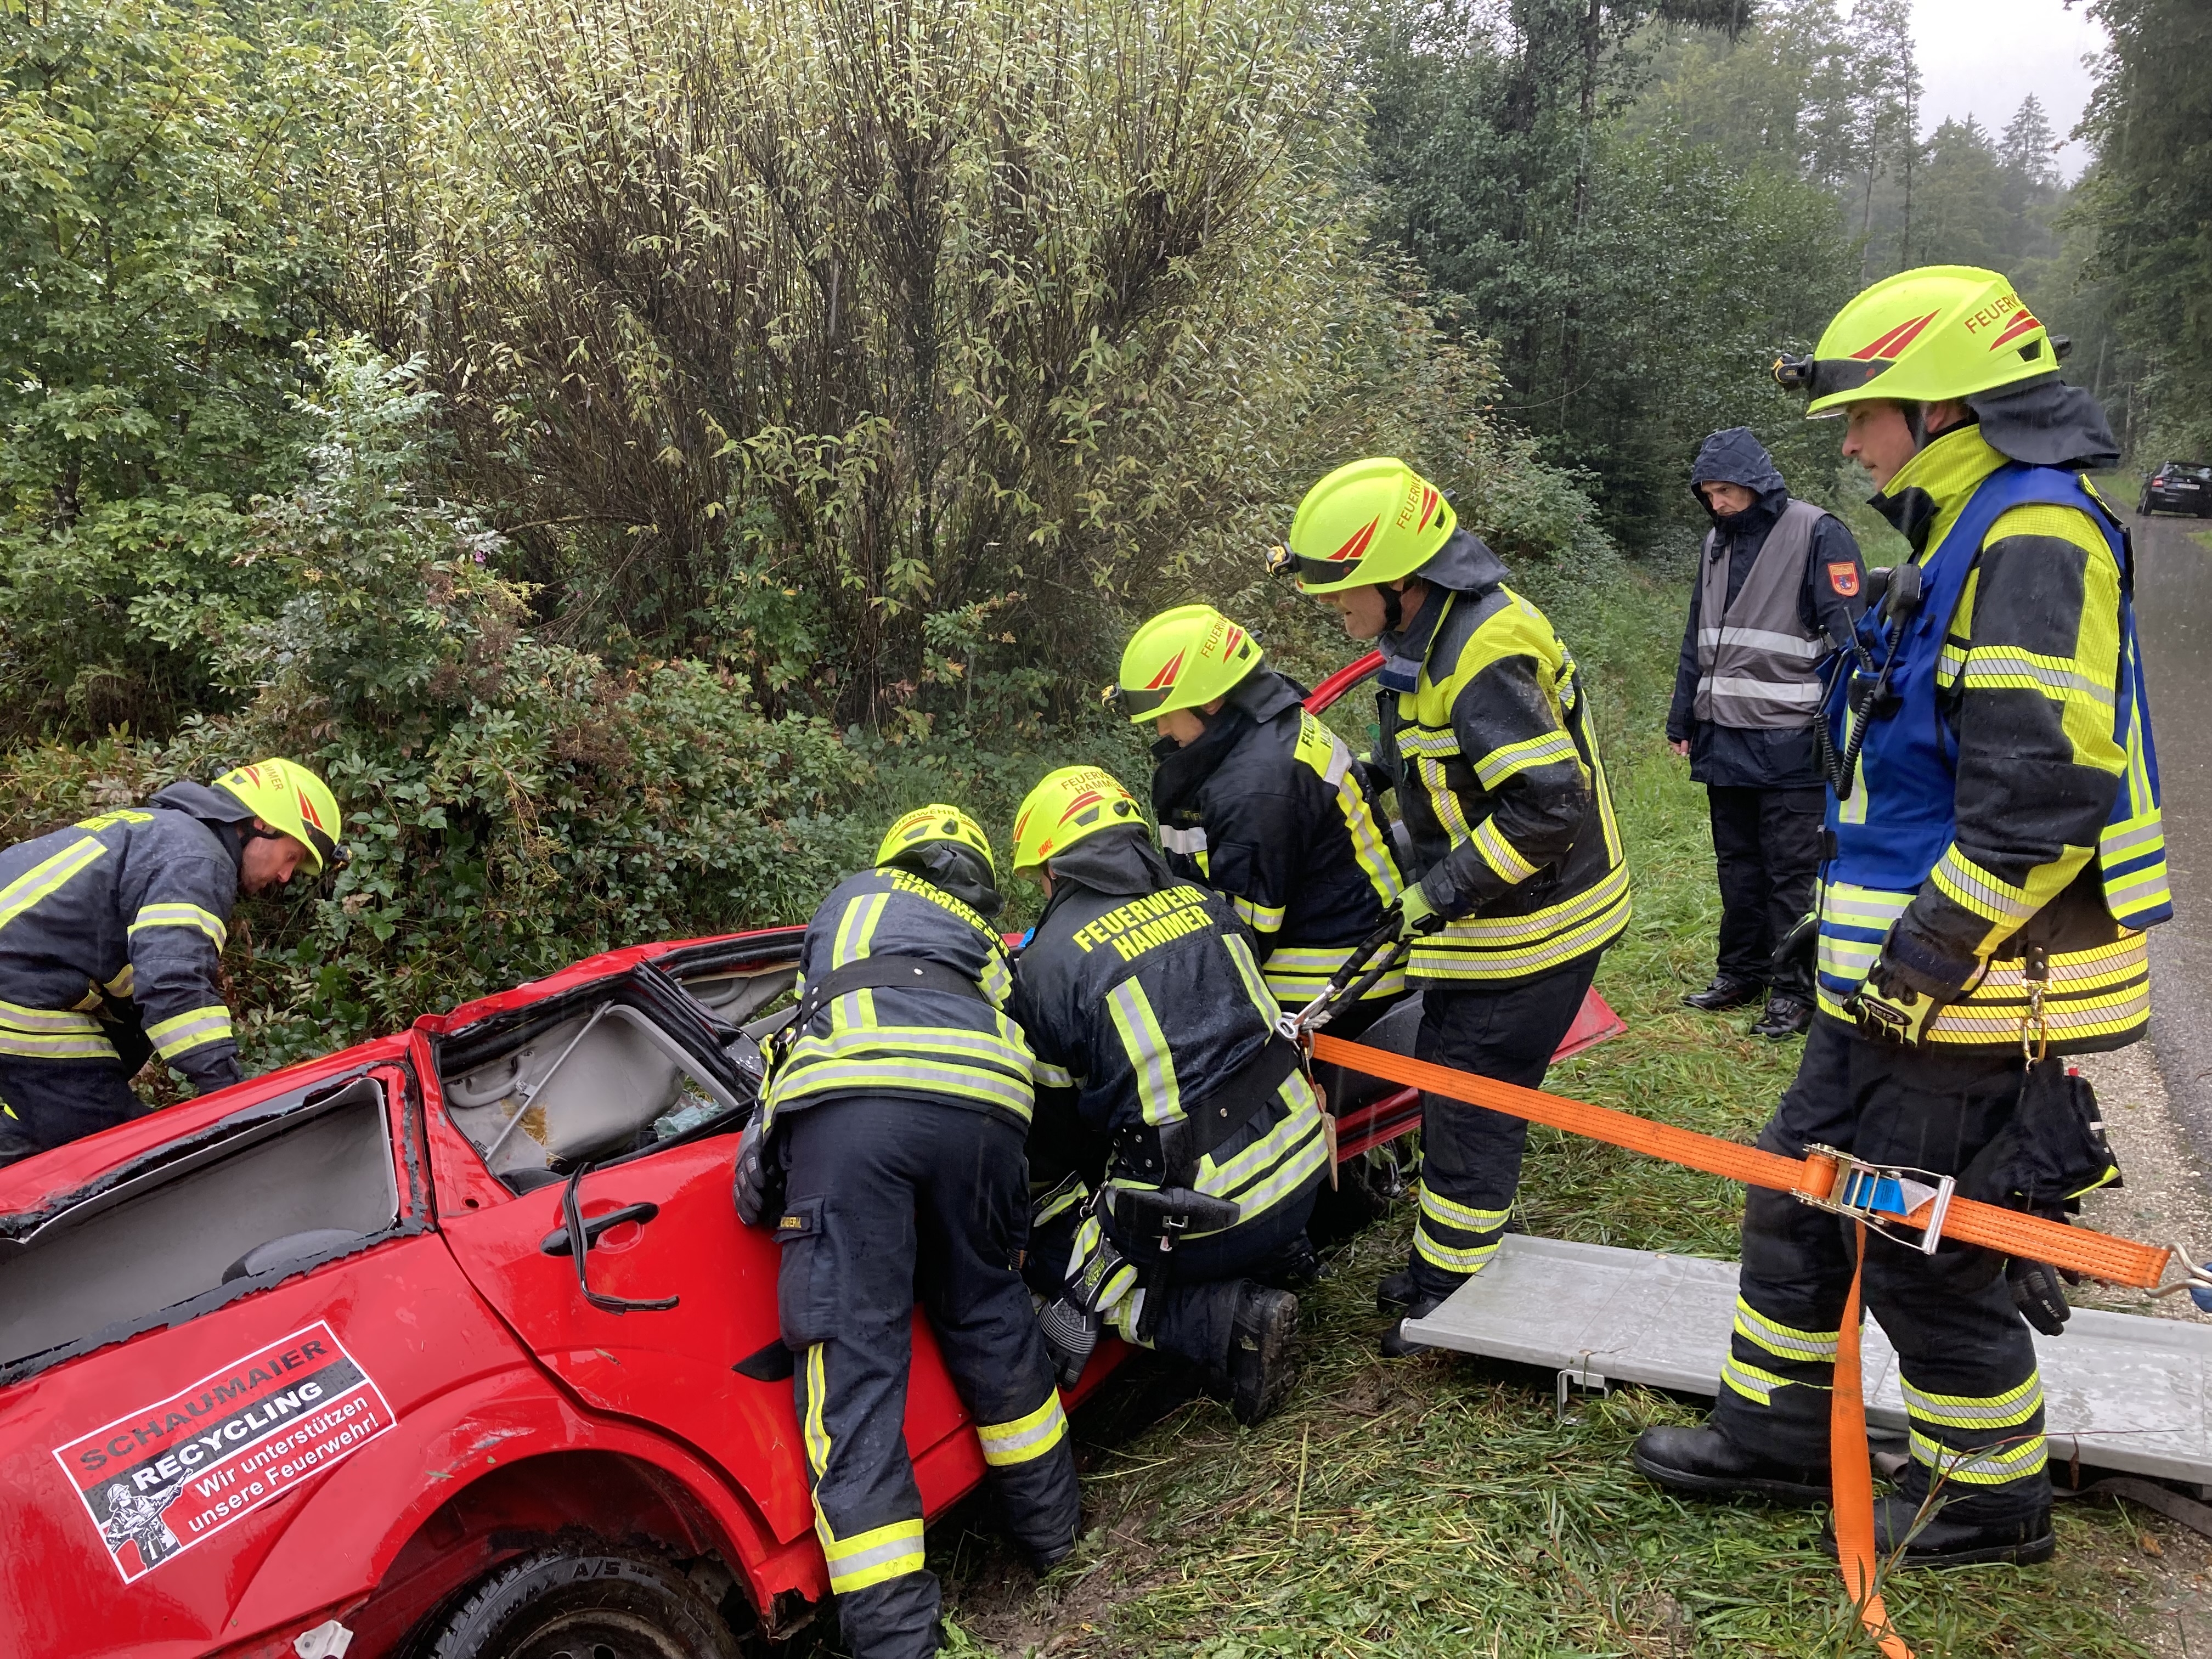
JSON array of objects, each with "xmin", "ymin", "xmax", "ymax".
[{"xmin": 1826, "ymin": 562, "xmax": 1860, "ymax": 598}]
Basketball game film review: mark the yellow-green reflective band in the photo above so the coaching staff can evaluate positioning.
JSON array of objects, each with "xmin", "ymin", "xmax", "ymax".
[
  {"xmin": 829, "ymin": 893, "xmax": 890, "ymax": 969},
  {"xmin": 1415, "ymin": 755, "xmax": 1477, "ymax": 844},
  {"xmin": 802, "ymin": 1344, "xmax": 833, "ymax": 1476},
  {"xmin": 1720, "ymin": 1355, "xmax": 1814, "ymax": 1407},
  {"xmin": 1908, "ymin": 1429, "xmax": 2047, "ymax": 1485},
  {"xmin": 0, "ymin": 997, "xmax": 104, "ymax": 1035},
  {"xmin": 1107, "ymin": 979, "xmax": 1181, "ymax": 1127},
  {"xmin": 1034, "ymin": 1176, "xmax": 1088, "ymax": 1227},
  {"xmin": 1233, "ymin": 896, "xmax": 1285, "ymax": 934},
  {"xmin": 1216, "ymin": 1130, "xmax": 1327, "ymax": 1221},
  {"xmin": 821, "ymin": 1517, "xmax": 927, "ymax": 1593},
  {"xmin": 1414, "ymin": 1221, "xmax": 1499, "ymax": 1276},
  {"xmin": 1418, "ymin": 1184, "xmax": 1508, "ymax": 1235},
  {"xmin": 1930, "ymin": 849, "xmax": 2036, "ymax": 926},
  {"xmin": 0, "ymin": 836, "xmax": 108, "ymax": 933},
  {"xmin": 1220, "ymin": 930, "xmax": 1279, "ymax": 1023},
  {"xmin": 1731, "ymin": 1297, "xmax": 1840, "ymax": 1363},
  {"xmin": 128, "ymin": 902, "xmax": 229, "ymax": 950},
  {"xmin": 1472, "ymin": 817, "xmax": 1538, "ymax": 883},
  {"xmin": 0, "ymin": 1028, "xmax": 121, "ymax": 1060},
  {"xmin": 145, "ymin": 1003, "xmax": 233, "ymax": 1059},
  {"xmin": 1472, "ymin": 730, "xmax": 1581, "ymax": 789},
  {"xmin": 1899, "ymin": 1373, "xmax": 2042, "ymax": 1430},
  {"xmin": 105, "ymin": 963, "xmax": 134, "ymax": 998},
  {"xmin": 1035, "ymin": 1060, "xmax": 1076, "ymax": 1088},
  {"xmin": 977, "ymin": 1392, "xmax": 1069, "ymax": 1468},
  {"xmin": 774, "ymin": 1059, "xmax": 1035, "ymax": 1119},
  {"xmin": 1955, "ymin": 645, "xmax": 2115, "ymax": 706}
]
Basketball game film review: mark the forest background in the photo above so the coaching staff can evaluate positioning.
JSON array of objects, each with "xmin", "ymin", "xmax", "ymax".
[{"xmin": 1, "ymin": 0, "xmax": 2204, "ymax": 1067}]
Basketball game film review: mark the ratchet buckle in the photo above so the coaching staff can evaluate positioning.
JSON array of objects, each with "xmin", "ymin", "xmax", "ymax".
[{"xmin": 1793, "ymin": 1144, "xmax": 1956, "ymax": 1255}]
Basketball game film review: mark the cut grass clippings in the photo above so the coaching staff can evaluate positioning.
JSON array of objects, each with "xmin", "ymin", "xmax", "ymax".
[{"xmin": 904, "ymin": 569, "xmax": 2165, "ymax": 1658}]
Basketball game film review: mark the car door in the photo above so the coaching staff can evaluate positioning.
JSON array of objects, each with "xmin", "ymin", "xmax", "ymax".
[{"xmin": 422, "ymin": 1000, "xmax": 984, "ymax": 1550}]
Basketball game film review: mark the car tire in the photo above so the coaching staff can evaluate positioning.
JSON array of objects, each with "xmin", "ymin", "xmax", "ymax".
[{"xmin": 429, "ymin": 1546, "xmax": 742, "ymax": 1659}]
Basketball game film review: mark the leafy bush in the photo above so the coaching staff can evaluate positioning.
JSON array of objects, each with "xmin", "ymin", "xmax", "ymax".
[{"xmin": 4, "ymin": 347, "xmax": 881, "ymax": 1067}]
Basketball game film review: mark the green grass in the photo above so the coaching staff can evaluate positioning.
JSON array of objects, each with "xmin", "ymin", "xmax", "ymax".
[{"xmin": 911, "ymin": 570, "xmax": 2163, "ymax": 1659}]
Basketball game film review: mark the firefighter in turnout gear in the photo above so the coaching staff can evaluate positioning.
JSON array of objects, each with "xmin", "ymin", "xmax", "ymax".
[
  {"xmin": 755, "ymin": 806, "xmax": 1080, "ymax": 1658},
  {"xmin": 1633, "ymin": 266, "xmax": 2168, "ymax": 1569},
  {"xmin": 0, "ymin": 759, "xmax": 344, "ymax": 1166},
  {"xmin": 1010, "ymin": 766, "xmax": 1325, "ymax": 1426},
  {"xmin": 1116, "ymin": 603, "xmax": 1406, "ymax": 1028},
  {"xmin": 1278, "ymin": 459, "xmax": 1630, "ymax": 1356}
]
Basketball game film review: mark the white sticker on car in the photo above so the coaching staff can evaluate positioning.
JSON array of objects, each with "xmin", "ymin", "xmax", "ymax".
[{"xmin": 52, "ymin": 1320, "xmax": 396, "ymax": 1583}]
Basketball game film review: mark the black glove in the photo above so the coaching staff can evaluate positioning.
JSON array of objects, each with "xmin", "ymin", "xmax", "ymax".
[
  {"xmin": 1770, "ymin": 911, "xmax": 1818, "ymax": 984},
  {"xmin": 1847, "ymin": 924, "xmax": 1971, "ymax": 1048},
  {"xmin": 2008, "ymin": 1256, "xmax": 2072, "ymax": 1336},
  {"xmin": 732, "ymin": 1115, "xmax": 782, "ymax": 1228}
]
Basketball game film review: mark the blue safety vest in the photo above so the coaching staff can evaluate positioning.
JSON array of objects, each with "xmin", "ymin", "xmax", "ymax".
[{"xmin": 1816, "ymin": 463, "xmax": 2170, "ymax": 1014}]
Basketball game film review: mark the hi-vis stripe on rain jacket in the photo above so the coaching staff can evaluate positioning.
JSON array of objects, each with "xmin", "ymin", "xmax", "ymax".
[
  {"xmin": 1012, "ymin": 833, "xmax": 1327, "ymax": 1229},
  {"xmin": 767, "ymin": 867, "xmax": 1037, "ymax": 1130},
  {"xmin": 1151, "ymin": 668, "xmax": 1405, "ymax": 1008},
  {"xmin": 1815, "ymin": 426, "xmax": 2168, "ymax": 1053},
  {"xmin": 0, "ymin": 785, "xmax": 242, "ymax": 1091},
  {"xmin": 1372, "ymin": 532, "xmax": 1631, "ymax": 988}
]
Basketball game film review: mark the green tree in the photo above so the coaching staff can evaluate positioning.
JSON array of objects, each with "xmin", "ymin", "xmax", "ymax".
[
  {"xmin": 2076, "ymin": 0, "xmax": 2212, "ymax": 461},
  {"xmin": 0, "ymin": 0, "xmax": 339, "ymax": 738}
]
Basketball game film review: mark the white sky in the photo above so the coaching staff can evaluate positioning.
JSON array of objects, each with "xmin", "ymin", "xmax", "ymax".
[{"xmin": 1910, "ymin": 0, "xmax": 2108, "ymax": 179}]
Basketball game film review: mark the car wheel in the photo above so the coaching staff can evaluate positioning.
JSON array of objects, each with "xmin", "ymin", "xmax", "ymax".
[{"xmin": 430, "ymin": 1547, "xmax": 741, "ymax": 1659}]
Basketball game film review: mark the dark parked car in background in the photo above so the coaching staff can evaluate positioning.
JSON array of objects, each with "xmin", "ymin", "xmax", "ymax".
[{"xmin": 2141, "ymin": 461, "xmax": 2212, "ymax": 516}]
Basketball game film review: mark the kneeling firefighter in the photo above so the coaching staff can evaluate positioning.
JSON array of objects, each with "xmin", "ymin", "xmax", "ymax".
[
  {"xmin": 1275, "ymin": 459, "xmax": 1631, "ymax": 1355},
  {"xmin": 0, "ymin": 759, "xmax": 345, "ymax": 1166},
  {"xmin": 1114, "ymin": 604, "xmax": 1406, "ymax": 1030},
  {"xmin": 1009, "ymin": 766, "xmax": 1327, "ymax": 1426},
  {"xmin": 1633, "ymin": 265, "xmax": 2168, "ymax": 1568},
  {"xmin": 737, "ymin": 807, "xmax": 1080, "ymax": 1658}
]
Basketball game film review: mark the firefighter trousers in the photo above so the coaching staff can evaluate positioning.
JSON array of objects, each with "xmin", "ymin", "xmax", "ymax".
[
  {"xmin": 1712, "ymin": 1020, "xmax": 2048, "ymax": 1521},
  {"xmin": 0, "ymin": 1059, "xmax": 144, "ymax": 1166},
  {"xmin": 777, "ymin": 1096, "xmax": 1081, "ymax": 1659},
  {"xmin": 1405, "ymin": 954, "xmax": 1599, "ymax": 1302},
  {"xmin": 1707, "ymin": 785, "xmax": 1824, "ymax": 998}
]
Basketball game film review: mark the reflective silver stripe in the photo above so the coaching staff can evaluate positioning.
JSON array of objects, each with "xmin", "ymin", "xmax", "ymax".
[
  {"xmin": 1696, "ymin": 626, "xmax": 1826, "ymax": 661},
  {"xmin": 1700, "ymin": 675, "xmax": 1825, "ymax": 706},
  {"xmin": 1900, "ymin": 1373, "xmax": 2042, "ymax": 1430},
  {"xmin": 976, "ymin": 1393, "xmax": 1068, "ymax": 1466},
  {"xmin": 1321, "ymin": 734, "xmax": 1352, "ymax": 787},
  {"xmin": 1957, "ymin": 647, "xmax": 2115, "ymax": 705},
  {"xmin": 1107, "ymin": 979, "xmax": 1181, "ymax": 1126},
  {"xmin": 128, "ymin": 902, "xmax": 228, "ymax": 949},
  {"xmin": 1158, "ymin": 823, "xmax": 1208, "ymax": 856},
  {"xmin": 145, "ymin": 1004, "xmax": 233, "ymax": 1059},
  {"xmin": 1731, "ymin": 1297, "xmax": 1839, "ymax": 1362},
  {"xmin": 0, "ymin": 997, "xmax": 105, "ymax": 1035},
  {"xmin": 1908, "ymin": 1429, "xmax": 2047, "ymax": 1485}
]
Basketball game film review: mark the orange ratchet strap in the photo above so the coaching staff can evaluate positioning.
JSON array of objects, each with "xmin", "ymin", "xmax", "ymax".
[
  {"xmin": 1307, "ymin": 1033, "xmax": 2172, "ymax": 1289},
  {"xmin": 1311, "ymin": 1031, "xmax": 2183, "ymax": 1658}
]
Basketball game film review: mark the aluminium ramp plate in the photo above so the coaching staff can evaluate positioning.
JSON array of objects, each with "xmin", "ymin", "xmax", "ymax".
[{"xmin": 1401, "ymin": 1233, "xmax": 2212, "ymax": 1486}]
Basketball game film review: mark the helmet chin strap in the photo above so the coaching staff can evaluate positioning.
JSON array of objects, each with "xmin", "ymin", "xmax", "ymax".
[
  {"xmin": 1904, "ymin": 401, "xmax": 1929, "ymax": 450},
  {"xmin": 1380, "ymin": 582, "xmax": 1405, "ymax": 634}
]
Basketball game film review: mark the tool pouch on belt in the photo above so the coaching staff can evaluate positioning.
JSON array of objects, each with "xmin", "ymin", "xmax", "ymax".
[{"xmin": 1959, "ymin": 1056, "xmax": 2123, "ymax": 1214}]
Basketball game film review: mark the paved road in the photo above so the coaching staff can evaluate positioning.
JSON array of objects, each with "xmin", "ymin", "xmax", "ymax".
[{"xmin": 2130, "ymin": 505, "xmax": 2212, "ymax": 1161}]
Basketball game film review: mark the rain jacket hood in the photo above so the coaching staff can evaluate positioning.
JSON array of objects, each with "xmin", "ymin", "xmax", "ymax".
[
  {"xmin": 1690, "ymin": 427, "xmax": 1790, "ymax": 534},
  {"xmin": 146, "ymin": 780, "xmax": 251, "ymax": 871},
  {"xmin": 1416, "ymin": 526, "xmax": 1511, "ymax": 595},
  {"xmin": 1042, "ymin": 826, "xmax": 1176, "ymax": 899},
  {"xmin": 1962, "ymin": 374, "xmax": 2121, "ymax": 471}
]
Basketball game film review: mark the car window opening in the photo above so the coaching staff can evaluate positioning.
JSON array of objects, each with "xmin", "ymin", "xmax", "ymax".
[{"xmin": 0, "ymin": 1077, "xmax": 400, "ymax": 1373}]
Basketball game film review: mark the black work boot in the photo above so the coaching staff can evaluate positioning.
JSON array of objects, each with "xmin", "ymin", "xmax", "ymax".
[
  {"xmin": 1224, "ymin": 1285, "xmax": 1299, "ymax": 1426},
  {"xmin": 1375, "ymin": 1267, "xmax": 1420, "ymax": 1314},
  {"xmin": 1822, "ymin": 1493, "xmax": 2056, "ymax": 1570},
  {"xmin": 1681, "ymin": 975, "xmax": 1763, "ymax": 1012},
  {"xmin": 1631, "ymin": 1425, "xmax": 1827, "ymax": 1504},
  {"xmin": 1748, "ymin": 994, "xmax": 1813, "ymax": 1042},
  {"xmin": 1379, "ymin": 1293, "xmax": 1448, "ymax": 1358}
]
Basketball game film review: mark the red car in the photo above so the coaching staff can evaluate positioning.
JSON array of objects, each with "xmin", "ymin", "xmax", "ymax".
[{"xmin": 0, "ymin": 656, "xmax": 1620, "ymax": 1659}]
